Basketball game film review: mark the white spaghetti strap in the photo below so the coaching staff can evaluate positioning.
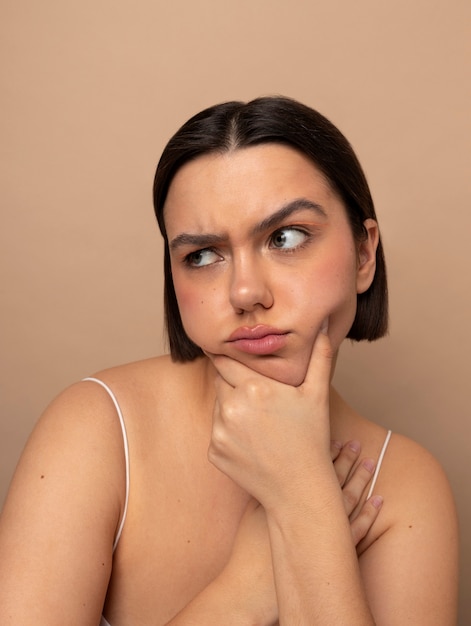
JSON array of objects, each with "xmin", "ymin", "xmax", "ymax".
[
  {"xmin": 367, "ymin": 429, "xmax": 392, "ymax": 500},
  {"xmin": 82, "ymin": 377, "xmax": 130, "ymax": 553}
]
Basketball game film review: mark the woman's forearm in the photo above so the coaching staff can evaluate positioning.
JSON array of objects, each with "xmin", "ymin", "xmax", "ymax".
[{"xmin": 266, "ymin": 469, "xmax": 375, "ymax": 625}]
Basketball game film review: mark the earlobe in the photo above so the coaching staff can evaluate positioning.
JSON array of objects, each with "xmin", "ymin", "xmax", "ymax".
[{"xmin": 356, "ymin": 219, "xmax": 379, "ymax": 294}]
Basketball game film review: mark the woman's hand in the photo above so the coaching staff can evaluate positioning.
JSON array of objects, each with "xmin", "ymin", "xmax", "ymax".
[
  {"xmin": 331, "ymin": 440, "xmax": 383, "ymax": 545},
  {"xmin": 208, "ymin": 327, "xmax": 333, "ymax": 509},
  {"xmin": 206, "ymin": 330, "xmax": 382, "ymax": 624}
]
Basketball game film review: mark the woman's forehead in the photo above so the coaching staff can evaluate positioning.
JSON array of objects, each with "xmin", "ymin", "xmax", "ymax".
[{"xmin": 163, "ymin": 144, "xmax": 340, "ymax": 233}]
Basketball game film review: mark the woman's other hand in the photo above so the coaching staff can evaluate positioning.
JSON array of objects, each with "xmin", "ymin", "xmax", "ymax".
[{"xmin": 331, "ymin": 440, "xmax": 383, "ymax": 545}]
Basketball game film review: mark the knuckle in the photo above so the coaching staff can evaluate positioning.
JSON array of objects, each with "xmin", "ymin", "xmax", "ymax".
[
  {"xmin": 207, "ymin": 443, "xmax": 217, "ymax": 463},
  {"xmin": 221, "ymin": 401, "xmax": 238, "ymax": 422},
  {"xmin": 246, "ymin": 378, "xmax": 270, "ymax": 399},
  {"xmin": 207, "ymin": 441, "xmax": 219, "ymax": 466},
  {"xmin": 216, "ymin": 396, "xmax": 240, "ymax": 426},
  {"xmin": 210, "ymin": 424, "xmax": 227, "ymax": 452}
]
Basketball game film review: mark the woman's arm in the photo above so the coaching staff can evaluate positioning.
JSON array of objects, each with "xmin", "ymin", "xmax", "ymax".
[
  {"xmin": 265, "ymin": 464, "xmax": 375, "ymax": 624},
  {"xmin": 208, "ymin": 329, "xmax": 375, "ymax": 624},
  {"xmin": 0, "ymin": 382, "xmax": 126, "ymax": 625},
  {"xmin": 358, "ymin": 434, "xmax": 459, "ymax": 625},
  {"xmin": 165, "ymin": 442, "xmax": 383, "ymax": 625},
  {"xmin": 207, "ymin": 329, "xmax": 458, "ymax": 624}
]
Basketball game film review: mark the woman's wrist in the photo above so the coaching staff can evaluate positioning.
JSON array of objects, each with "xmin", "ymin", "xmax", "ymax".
[{"xmin": 262, "ymin": 458, "xmax": 340, "ymax": 519}]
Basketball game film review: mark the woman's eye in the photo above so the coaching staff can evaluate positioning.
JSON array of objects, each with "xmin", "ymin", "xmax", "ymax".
[
  {"xmin": 185, "ymin": 248, "xmax": 221, "ymax": 267},
  {"xmin": 270, "ymin": 227, "xmax": 308, "ymax": 250}
]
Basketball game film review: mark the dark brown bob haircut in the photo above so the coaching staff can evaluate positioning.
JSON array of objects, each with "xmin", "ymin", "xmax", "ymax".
[{"xmin": 153, "ymin": 96, "xmax": 388, "ymax": 362}]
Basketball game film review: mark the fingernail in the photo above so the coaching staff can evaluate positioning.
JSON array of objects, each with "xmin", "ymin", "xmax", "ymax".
[
  {"xmin": 321, "ymin": 318, "xmax": 329, "ymax": 335},
  {"xmin": 332, "ymin": 440, "xmax": 343, "ymax": 450},
  {"xmin": 348, "ymin": 440, "xmax": 360, "ymax": 453},
  {"xmin": 370, "ymin": 495, "xmax": 383, "ymax": 509},
  {"xmin": 362, "ymin": 458, "xmax": 376, "ymax": 472}
]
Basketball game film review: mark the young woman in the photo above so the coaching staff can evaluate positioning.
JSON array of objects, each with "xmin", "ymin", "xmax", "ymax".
[{"xmin": 0, "ymin": 97, "xmax": 458, "ymax": 625}]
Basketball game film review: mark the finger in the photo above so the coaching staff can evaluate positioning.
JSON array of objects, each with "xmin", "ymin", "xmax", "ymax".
[
  {"xmin": 341, "ymin": 456, "xmax": 376, "ymax": 516},
  {"xmin": 301, "ymin": 318, "xmax": 334, "ymax": 392},
  {"xmin": 350, "ymin": 496, "xmax": 383, "ymax": 546},
  {"xmin": 333, "ymin": 441, "xmax": 361, "ymax": 486},
  {"xmin": 330, "ymin": 440, "xmax": 343, "ymax": 461}
]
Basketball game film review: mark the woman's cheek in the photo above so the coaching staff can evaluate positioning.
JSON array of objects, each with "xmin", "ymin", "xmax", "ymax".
[
  {"xmin": 306, "ymin": 274, "xmax": 358, "ymax": 351},
  {"xmin": 174, "ymin": 282, "xmax": 214, "ymax": 349},
  {"xmin": 327, "ymin": 292, "xmax": 358, "ymax": 350}
]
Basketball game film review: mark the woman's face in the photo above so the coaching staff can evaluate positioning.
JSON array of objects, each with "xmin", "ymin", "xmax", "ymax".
[{"xmin": 164, "ymin": 144, "xmax": 377, "ymax": 386}]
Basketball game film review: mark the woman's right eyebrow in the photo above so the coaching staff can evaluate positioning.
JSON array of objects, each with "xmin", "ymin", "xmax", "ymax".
[{"xmin": 169, "ymin": 232, "xmax": 226, "ymax": 251}]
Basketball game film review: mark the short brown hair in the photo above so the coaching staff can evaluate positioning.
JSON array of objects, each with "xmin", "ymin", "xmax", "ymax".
[{"xmin": 153, "ymin": 96, "xmax": 388, "ymax": 361}]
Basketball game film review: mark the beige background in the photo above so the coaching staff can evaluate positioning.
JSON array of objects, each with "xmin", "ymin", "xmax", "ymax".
[{"xmin": 1, "ymin": 0, "xmax": 469, "ymax": 622}]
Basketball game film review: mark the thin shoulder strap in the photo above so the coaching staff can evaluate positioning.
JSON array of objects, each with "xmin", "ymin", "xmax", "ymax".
[
  {"xmin": 367, "ymin": 429, "xmax": 392, "ymax": 500},
  {"xmin": 82, "ymin": 377, "xmax": 130, "ymax": 552}
]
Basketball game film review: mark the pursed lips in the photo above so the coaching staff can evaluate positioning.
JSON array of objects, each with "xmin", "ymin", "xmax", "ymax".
[{"xmin": 226, "ymin": 325, "xmax": 289, "ymax": 355}]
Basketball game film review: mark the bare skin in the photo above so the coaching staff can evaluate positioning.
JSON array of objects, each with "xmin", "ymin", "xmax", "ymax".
[
  {"xmin": 0, "ymin": 356, "xmax": 384, "ymax": 625},
  {"xmin": 0, "ymin": 144, "xmax": 459, "ymax": 624}
]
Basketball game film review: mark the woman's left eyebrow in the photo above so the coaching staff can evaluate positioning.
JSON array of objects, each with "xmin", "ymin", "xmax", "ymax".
[{"xmin": 252, "ymin": 198, "xmax": 327, "ymax": 236}]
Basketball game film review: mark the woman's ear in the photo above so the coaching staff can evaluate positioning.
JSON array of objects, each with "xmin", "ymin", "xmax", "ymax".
[{"xmin": 356, "ymin": 218, "xmax": 379, "ymax": 294}]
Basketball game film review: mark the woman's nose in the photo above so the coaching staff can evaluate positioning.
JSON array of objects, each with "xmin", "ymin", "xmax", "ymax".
[{"xmin": 228, "ymin": 255, "xmax": 274, "ymax": 313}]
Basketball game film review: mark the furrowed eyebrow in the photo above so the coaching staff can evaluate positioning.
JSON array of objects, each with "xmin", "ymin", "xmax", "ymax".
[
  {"xmin": 169, "ymin": 232, "xmax": 226, "ymax": 251},
  {"xmin": 169, "ymin": 198, "xmax": 327, "ymax": 252},
  {"xmin": 252, "ymin": 198, "xmax": 327, "ymax": 236}
]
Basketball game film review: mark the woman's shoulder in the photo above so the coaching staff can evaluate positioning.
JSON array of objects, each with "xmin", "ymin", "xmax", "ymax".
[
  {"xmin": 333, "ymin": 394, "xmax": 453, "ymax": 506},
  {"xmin": 0, "ymin": 361, "xmax": 177, "ymax": 623},
  {"xmin": 85, "ymin": 354, "xmax": 210, "ymax": 408},
  {"xmin": 381, "ymin": 432, "xmax": 452, "ymax": 496},
  {"xmin": 88, "ymin": 353, "xmax": 177, "ymax": 384},
  {"xmin": 364, "ymin": 431, "xmax": 453, "ymax": 523},
  {"xmin": 15, "ymin": 354, "xmax": 200, "ymax": 482},
  {"xmin": 337, "ymin": 396, "xmax": 458, "ymax": 552},
  {"xmin": 358, "ymin": 430, "xmax": 459, "ymax": 619},
  {"xmin": 89, "ymin": 353, "xmax": 206, "ymax": 388},
  {"xmin": 359, "ymin": 429, "xmax": 458, "ymax": 556}
]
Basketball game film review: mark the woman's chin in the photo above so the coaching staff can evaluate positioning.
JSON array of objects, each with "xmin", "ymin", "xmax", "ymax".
[
  {"xmin": 241, "ymin": 356, "xmax": 308, "ymax": 387},
  {"xmin": 202, "ymin": 348, "xmax": 311, "ymax": 387}
]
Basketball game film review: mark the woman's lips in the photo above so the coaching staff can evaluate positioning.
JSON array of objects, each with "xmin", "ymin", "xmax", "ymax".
[{"xmin": 227, "ymin": 325, "xmax": 289, "ymax": 355}]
